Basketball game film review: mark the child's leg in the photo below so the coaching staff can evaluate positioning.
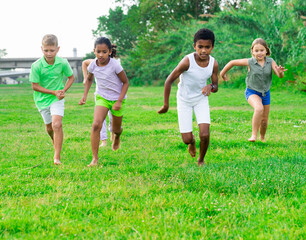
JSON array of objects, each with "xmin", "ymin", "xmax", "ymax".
[
  {"xmin": 108, "ymin": 111, "xmax": 112, "ymax": 132},
  {"xmin": 100, "ymin": 119, "xmax": 108, "ymax": 147},
  {"xmin": 177, "ymin": 97, "xmax": 196, "ymax": 158},
  {"xmin": 111, "ymin": 115, "xmax": 123, "ymax": 151},
  {"xmin": 247, "ymin": 95, "xmax": 264, "ymax": 142},
  {"xmin": 198, "ymin": 123, "xmax": 210, "ymax": 165},
  {"xmin": 51, "ymin": 115, "xmax": 63, "ymax": 165},
  {"xmin": 181, "ymin": 133, "xmax": 196, "ymax": 158},
  {"xmin": 259, "ymin": 105, "xmax": 270, "ymax": 141},
  {"xmin": 193, "ymin": 97, "xmax": 210, "ymax": 163},
  {"xmin": 45, "ymin": 123, "xmax": 54, "ymax": 142},
  {"xmin": 108, "ymin": 112, "xmax": 113, "ymax": 141},
  {"xmin": 89, "ymin": 106, "xmax": 109, "ymax": 166}
]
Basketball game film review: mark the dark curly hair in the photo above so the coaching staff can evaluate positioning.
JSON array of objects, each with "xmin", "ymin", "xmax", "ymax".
[{"xmin": 193, "ymin": 28, "xmax": 215, "ymax": 46}]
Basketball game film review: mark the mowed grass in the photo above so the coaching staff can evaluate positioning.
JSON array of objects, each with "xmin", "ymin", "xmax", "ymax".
[{"xmin": 0, "ymin": 84, "xmax": 305, "ymax": 239}]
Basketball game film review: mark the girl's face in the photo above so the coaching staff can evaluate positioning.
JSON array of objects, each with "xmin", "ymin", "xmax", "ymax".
[
  {"xmin": 251, "ymin": 44, "xmax": 267, "ymax": 61},
  {"xmin": 193, "ymin": 39, "xmax": 214, "ymax": 61},
  {"xmin": 94, "ymin": 43, "xmax": 111, "ymax": 66}
]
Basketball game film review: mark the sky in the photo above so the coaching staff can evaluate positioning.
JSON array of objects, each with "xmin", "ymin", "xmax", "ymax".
[{"xmin": 0, "ymin": 0, "xmax": 120, "ymax": 58}]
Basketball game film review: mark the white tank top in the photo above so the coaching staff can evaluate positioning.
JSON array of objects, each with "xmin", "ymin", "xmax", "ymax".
[{"xmin": 177, "ymin": 53, "xmax": 215, "ymax": 103}]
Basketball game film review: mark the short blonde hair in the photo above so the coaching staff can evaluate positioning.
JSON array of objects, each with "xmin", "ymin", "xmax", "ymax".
[
  {"xmin": 251, "ymin": 38, "xmax": 271, "ymax": 56},
  {"xmin": 42, "ymin": 34, "xmax": 58, "ymax": 46}
]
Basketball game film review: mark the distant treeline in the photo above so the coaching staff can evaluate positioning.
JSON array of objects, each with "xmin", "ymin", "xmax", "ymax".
[{"xmin": 85, "ymin": 0, "xmax": 305, "ymax": 91}]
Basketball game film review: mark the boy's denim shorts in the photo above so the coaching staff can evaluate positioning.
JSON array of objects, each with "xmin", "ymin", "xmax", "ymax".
[{"xmin": 245, "ymin": 88, "xmax": 270, "ymax": 105}]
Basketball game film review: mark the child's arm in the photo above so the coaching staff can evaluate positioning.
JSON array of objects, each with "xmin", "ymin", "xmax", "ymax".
[
  {"xmin": 82, "ymin": 59, "xmax": 94, "ymax": 85},
  {"xmin": 220, "ymin": 59, "xmax": 249, "ymax": 81},
  {"xmin": 79, "ymin": 72, "xmax": 94, "ymax": 105},
  {"xmin": 272, "ymin": 61, "xmax": 287, "ymax": 78},
  {"xmin": 31, "ymin": 83, "xmax": 65, "ymax": 100},
  {"xmin": 112, "ymin": 70, "xmax": 129, "ymax": 111},
  {"xmin": 202, "ymin": 60, "xmax": 219, "ymax": 96},
  {"xmin": 158, "ymin": 56, "xmax": 189, "ymax": 114},
  {"xmin": 63, "ymin": 74, "xmax": 75, "ymax": 94}
]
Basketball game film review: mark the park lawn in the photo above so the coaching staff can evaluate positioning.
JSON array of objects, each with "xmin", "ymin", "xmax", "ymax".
[{"xmin": 0, "ymin": 84, "xmax": 305, "ymax": 239}]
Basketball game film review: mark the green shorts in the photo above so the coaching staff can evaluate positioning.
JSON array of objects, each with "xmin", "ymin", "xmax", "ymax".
[{"xmin": 95, "ymin": 94, "xmax": 126, "ymax": 117}]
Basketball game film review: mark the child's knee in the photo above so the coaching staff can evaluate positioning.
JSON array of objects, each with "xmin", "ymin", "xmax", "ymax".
[
  {"xmin": 254, "ymin": 106, "xmax": 264, "ymax": 115},
  {"xmin": 92, "ymin": 122, "xmax": 102, "ymax": 132},
  {"xmin": 182, "ymin": 135, "xmax": 194, "ymax": 145},
  {"xmin": 52, "ymin": 120, "xmax": 62, "ymax": 131},
  {"xmin": 46, "ymin": 124, "xmax": 53, "ymax": 133},
  {"xmin": 261, "ymin": 118, "xmax": 268, "ymax": 126},
  {"xmin": 199, "ymin": 133, "xmax": 209, "ymax": 142}
]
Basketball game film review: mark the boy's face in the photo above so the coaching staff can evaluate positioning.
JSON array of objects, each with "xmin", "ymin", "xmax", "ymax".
[
  {"xmin": 41, "ymin": 44, "xmax": 59, "ymax": 64},
  {"xmin": 193, "ymin": 40, "xmax": 214, "ymax": 60}
]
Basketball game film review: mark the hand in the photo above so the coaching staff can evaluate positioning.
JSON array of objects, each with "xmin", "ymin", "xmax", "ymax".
[
  {"xmin": 275, "ymin": 65, "xmax": 288, "ymax": 74},
  {"xmin": 221, "ymin": 73, "xmax": 228, "ymax": 81},
  {"xmin": 158, "ymin": 105, "xmax": 169, "ymax": 114},
  {"xmin": 201, "ymin": 85, "xmax": 211, "ymax": 97},
  {"xmin": 54, "ymin": 90, "xmax": 65, "ymax": 100},
  {"xmin": 112, "ymin": 101, "xmax": 122, "ymax": 111},
  {"xmin": 79, "ymin": 96, "xmax": 87, "ymax": 105}
]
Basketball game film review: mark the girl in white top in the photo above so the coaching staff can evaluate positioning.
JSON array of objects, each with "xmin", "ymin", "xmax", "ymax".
[
  {"xmin": 82, "ymin": 59, "xmax": 112, "ymax": 147},
  {"xmin": 79, "ymin": 37, "xmax": 129, "ymax": 167},
  {"xmin": 158, "ymin": 28, "xmax": 219, "ymax": 166}
]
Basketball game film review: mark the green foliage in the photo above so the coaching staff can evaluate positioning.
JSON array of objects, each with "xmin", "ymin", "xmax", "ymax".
[
  {"xmin": 0, "ymin": 49, "xmax": 7, "ymax": 58},
  {"xmin": 83, "ymin": 52, "xmax": 95, "ymax": 61},
  {"xmin": 0, "ymin": 84, "xmax": 305, "ymax": 238},
  {"xmin": 93, "ymin": 7, "xmax": 138, "ymax": 56},
  {"xmin": 90, "ymin": 0, "xmax": 305, "ymax": 90}
]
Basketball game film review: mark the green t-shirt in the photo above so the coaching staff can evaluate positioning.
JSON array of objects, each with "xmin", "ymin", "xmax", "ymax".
[
  {"xmin": 29, "ymin": 56, "xmax": 73, "ymax": 110},
  {"xmin": 246, "ymin": 57, "xmax": 273, "ymax": 94}
]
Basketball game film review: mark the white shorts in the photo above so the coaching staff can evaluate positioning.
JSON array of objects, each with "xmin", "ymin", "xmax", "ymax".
[
  {"xmin": 39, "ymin": 99, "xmax": 65, "ymax": 124},
  {"xmin": 177, "ymin": 96, "xmax": 210, "ymax": 133}
]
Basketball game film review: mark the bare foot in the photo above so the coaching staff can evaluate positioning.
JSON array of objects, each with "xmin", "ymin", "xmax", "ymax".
[
  {"xmin": 87, "ymin": 159, "xmax": 99, "ymax": 167},
  {"xmin": 197, "ymin": 159, "xmax": 205, "ymax": 166},
  {"xmin": 188, "ymin": 136, "xmax": 196, "ymax": 158},
  {"xmin": 259, "ymin": 137, "xmax": 266, "ymax": 142},
  {"xmin": 100, "ymin": 140, "xmax": 107, "ymax": 147},
  {"xmin": 248, "ymin": 135, "xmax": 257, "ymax": 142},
  {"xmin": 112, "ymin": 135, "xmax": 120, "ymax": 151},
  {"xmin": 112, "ymin": 128, "xmax": 123, "ymax": 151},
  {"xmin": 54, "ymin": 159, "xmax": 62, "ymax": 165}
]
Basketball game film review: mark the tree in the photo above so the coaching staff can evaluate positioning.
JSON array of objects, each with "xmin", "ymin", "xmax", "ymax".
[
  {"xmin": 93, "ymin": 7, "xmax": 138, "ymax": 56},
  {"xmin": 0, "ymin": 49, "xmax": 7, "ymax": 58}
]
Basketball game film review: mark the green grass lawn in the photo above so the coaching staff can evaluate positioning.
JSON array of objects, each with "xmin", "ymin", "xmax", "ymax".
[{"xmin": 0, "ymin": 84, "xmax": 305, "ymax": 239}]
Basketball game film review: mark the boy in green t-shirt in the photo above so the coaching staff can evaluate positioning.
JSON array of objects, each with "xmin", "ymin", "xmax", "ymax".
[{"xmin": 29, "ymin": 34, "xmax": 75, "ymax": 165}]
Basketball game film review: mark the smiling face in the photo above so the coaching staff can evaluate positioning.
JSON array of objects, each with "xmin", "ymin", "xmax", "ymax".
[
  {"xmin": 41, "ymin": 44, "xmax": 59, "ymax": 65},
  {"xmin": 251, "ymin": 43, "xmax": 267, "ymax": 62},
  {"xmin": 193, "ymin": 39, "xmax": 214, "ymax": 61},
  {"xmin": 94, "ymin": 43, "xmax": 111, "ymax": 66}
]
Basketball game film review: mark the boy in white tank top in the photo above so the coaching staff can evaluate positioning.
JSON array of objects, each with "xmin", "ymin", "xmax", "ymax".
[{"xmin": 158, "ymin": 28, "xmax": 219, "ymax": 166}]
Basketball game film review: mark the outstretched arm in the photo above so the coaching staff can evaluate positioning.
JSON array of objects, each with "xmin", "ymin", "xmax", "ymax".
[
  {"xmin": 272, "ymin": 61, "xmax": 287, "ymax": 78},
  {"xmin": 220, "ymin": 59, "xmax": 249, "ymax": 81},
  {"xmin": 158, "ymin": 56, "xmax": 189, "ymax": 114}
]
